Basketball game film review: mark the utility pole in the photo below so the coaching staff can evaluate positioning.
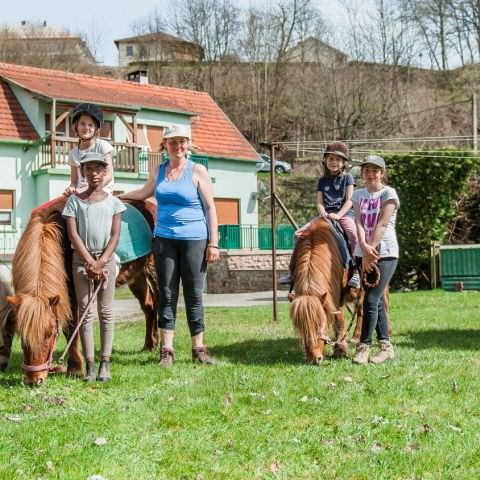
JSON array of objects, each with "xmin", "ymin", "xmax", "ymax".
[
  {"xmin": 269, "ymin": 143, "xmax": 278, "ymax": 322},
  {"xmin": 473, "ymin": 93, "xmax": 478, "ymax": 153}
]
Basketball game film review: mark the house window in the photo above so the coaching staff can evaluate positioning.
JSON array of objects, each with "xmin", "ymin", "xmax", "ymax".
[
  {"xmin": 45, "ymin": 113, "xmax": 67, "ymax": 136},
  {"xmin": 126, "ymin": 45, "xmax": 134, "ymax": 57},
  {"xmin": 0, "ymin": 190, "xmax": 14, "ymax": 226}
]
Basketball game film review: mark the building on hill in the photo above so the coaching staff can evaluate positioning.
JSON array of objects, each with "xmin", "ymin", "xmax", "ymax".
[
  {"xmin": 285, "ymin": 37, "xmax": 347, "ymax": 64},
  {"xmin": 0, "ymin": 61, "xmax": 259, "ymax": 271},
  {"xmin": 114, "ymin": 32, "xmax": 203, "ymax": 68},
  {"xmin": 0, "ymin": 22, "xmax": 96, "ymax": 67}
]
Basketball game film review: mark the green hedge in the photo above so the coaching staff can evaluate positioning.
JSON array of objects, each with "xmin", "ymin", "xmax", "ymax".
[{"xmin": 383, "ymin": 148, "xmax": 479, "ymax": 287}]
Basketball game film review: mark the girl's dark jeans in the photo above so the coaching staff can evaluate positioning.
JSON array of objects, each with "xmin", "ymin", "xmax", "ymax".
[
  {"xmin": 152, "ymin": 236, "xmax": 207, "ymax": 336},
  {"xmin": 360, "ymin": 257, "xmax": 398, "ymax": 345}
]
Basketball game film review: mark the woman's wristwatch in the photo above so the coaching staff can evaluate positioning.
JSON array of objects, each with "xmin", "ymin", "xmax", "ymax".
[{"xmin": 207, "ymin": 244, "xmax": 219, "ymax": 249}]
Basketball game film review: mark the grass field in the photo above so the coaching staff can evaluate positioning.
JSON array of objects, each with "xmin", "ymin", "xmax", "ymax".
[{"xmin": 1, "ymin": 290, "xmax": 480, "ymax": 479}]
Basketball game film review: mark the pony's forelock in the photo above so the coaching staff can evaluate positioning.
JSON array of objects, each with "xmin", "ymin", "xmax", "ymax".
[{"xmin": 15, "ymin": 295, "xmax": 55, "ymax": 352}]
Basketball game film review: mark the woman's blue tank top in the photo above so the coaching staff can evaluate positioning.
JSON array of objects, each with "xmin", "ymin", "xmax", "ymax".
[{"xmin": 153, "ymin": 159, "xmax": 208, "ymax": 240}]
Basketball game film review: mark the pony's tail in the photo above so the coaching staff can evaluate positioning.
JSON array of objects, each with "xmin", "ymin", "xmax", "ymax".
[
  {"xmin": 290, "ymin": 295, "xmax": 328, "ymax": 351},
  {"xmin": 144, "ymin": 255, "xmax": 159, "ymax": 305}
]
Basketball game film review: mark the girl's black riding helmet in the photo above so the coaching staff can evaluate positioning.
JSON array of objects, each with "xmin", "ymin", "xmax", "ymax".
[{"xmin": 71, "ymin": 103, "xmax": 104, "ymax": 129}]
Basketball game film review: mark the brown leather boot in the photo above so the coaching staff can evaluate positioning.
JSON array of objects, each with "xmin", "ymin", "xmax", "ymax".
[
  {"xmin": 159, "ymin": 347, "xmax": 174, "ymax": 367},
  {"xmin": 192, "ymin": 346, "xmax": 215, "ymax": 365}
]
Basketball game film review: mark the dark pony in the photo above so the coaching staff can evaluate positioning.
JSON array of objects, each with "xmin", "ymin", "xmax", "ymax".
[
  {"xmin": 289, "ymin": 219, "xmax": 352, "ymax": 363},
  {"xmin": 6, "ymin": 197, "xmax": 159, "ymax": 385},
  {"xmin": 0, "ymin": 278, "xmax": 15, "ymax": 371}
]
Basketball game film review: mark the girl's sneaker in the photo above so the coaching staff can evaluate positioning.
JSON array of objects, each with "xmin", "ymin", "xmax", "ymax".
[
  {"xmin": 352, "ymin": 343, "xmax": 370, "ymax": 364},
  {"xmin": 369, "ymin": 341, "xmax": 395, "ymax": 364},
  {"xmin": 348, "ymin": 272, "xmax": 361, "ymax": 289}
]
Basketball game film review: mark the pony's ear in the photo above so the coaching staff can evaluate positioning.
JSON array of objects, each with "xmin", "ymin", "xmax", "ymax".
[
  {"xmin": 48, "ymin": 295, "xmax": 60, "ymax": 307},
  {"xmin": 6, "ymin": 295, "xmax": 21, "ymax": 307}
]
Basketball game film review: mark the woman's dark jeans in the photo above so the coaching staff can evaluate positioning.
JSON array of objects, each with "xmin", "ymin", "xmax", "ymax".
[
  {"xmin": 360, "ymin": 258, "xmax": 398, "ymax": 345},
  {"xmin": 152, "ymin": 236, "xmax": 207, "ymax": 336}
]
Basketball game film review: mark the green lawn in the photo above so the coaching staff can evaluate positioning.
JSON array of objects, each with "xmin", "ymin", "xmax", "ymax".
[{"xmin": 1, "ymin": 290, "xmax": 480, "ymax": 479}]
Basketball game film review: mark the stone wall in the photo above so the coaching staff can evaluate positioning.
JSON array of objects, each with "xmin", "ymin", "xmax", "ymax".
[{"xmin": 207, "ymin": 249, "xmax": 292, "ymax": 293}]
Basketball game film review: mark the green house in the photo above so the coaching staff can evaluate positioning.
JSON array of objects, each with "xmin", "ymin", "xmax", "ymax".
[{"xmin": 0, "ymin": 62, "xmax": 260, "ymax": 276}]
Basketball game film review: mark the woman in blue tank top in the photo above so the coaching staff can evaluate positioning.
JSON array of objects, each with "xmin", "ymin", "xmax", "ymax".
[{"xmin": 120, "ymin": 125, "xmax": 219, "ymax": 366}]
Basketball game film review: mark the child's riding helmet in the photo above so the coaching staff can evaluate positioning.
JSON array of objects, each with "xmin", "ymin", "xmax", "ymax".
[{"xmin": 71, "ymin": 103, "xmax": 104, "ymax": 129}]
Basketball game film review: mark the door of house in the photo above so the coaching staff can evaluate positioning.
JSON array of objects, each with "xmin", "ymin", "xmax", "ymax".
[{"xmin": 215, "ymin": 198, "xmax": 240, "ymax": 225}]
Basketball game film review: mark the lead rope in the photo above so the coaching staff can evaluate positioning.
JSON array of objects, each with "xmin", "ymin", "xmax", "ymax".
[{"xmin": 58, "ymin": 278, "xmax": 105, "ymax": 363}]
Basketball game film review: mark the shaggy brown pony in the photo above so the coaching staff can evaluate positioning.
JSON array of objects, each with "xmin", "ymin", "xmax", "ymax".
[
  {"xmin": 0, "ymin": 278, "xmax": 15, "ymax": 371},
  {"xmin": 289, "ymin": 219, "xmax": 350, "ymax": 363},
  {"xmin": 7, "ymin": 197, "xmax": 159, "ymax": 385}
]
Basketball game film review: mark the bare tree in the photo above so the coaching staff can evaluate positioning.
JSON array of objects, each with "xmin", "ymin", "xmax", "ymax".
[
  {"xmin": 170, "ymin": 0, "xmax": 240, "ymax": 62},
  {"xmin": 404, "ymin": 0, "xmax": 453, "ymax": 70}
]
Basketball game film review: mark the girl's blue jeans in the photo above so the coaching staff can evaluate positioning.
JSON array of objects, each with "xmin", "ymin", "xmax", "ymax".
[{"xmin": 360, "ymin": 257, "xmax": 398, "ymax": 345}]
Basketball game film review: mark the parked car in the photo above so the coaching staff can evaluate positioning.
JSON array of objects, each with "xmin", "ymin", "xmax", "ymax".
[{"xmin": 256, "ymin": 154, "xmax": 292, "ymax": 174}]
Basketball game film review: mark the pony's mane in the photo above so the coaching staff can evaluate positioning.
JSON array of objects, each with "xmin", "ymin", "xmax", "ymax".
[
  {"xmin": 293, "ymin": 220, "xmax": 344, "ymax": 310},
  {"xmin": 12, "ymin": 210, "xmax": 71, "ymax": 348},
  {"xmin": 290, "ymin": 220, "xmax": 346, "ymax": 354}
]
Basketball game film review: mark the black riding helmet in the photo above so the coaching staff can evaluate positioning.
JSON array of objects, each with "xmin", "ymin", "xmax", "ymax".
[{"xmin": 71, "ymin": 103, "xmax": 103, "ymax": 129}]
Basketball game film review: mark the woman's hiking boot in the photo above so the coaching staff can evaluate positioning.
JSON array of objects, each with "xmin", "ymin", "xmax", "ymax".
[
  {"xmin": 84, "ymin": 361, "xmax": 97, "ymax": 382},
  {"xmin": 352, "ymin": 343, "xmax": 370, "ymax": 365},
  {"xmin": 369, "ymin": 340, "xmax": 395, "ymax": 364},
  {"xmin": 159, "ymin": 347, "xmax": 175, "ymax": 367},
  {"xmin": 98, "ymin": 360, "xmax": 111, "ymax": 382},
  {"xmin": 192, "ymin": 346, "xmax": 215, "ymax": 365}
]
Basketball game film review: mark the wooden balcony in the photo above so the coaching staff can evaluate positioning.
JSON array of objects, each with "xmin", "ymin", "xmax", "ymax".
[{"xmin": 37, "ymin": 136, "xmax": 163, "ymax": 174}]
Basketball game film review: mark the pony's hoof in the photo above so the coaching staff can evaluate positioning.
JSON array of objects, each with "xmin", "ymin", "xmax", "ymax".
[
  {"xmin": 349, "ymin": 337, "xmax": 360, "ymax": 345},
  {"xmin": 66, "ymin": 369, "xmax": 83, "ymax": 378},
  {"xmin": 309, "ymin": 357, "xmax": 323, "ymax": 365}
]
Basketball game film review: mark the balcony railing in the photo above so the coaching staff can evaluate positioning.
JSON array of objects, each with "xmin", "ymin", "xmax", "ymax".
[
  {"xmin": 37, "ymin": 136, "xmax": 208, "ymax": 174},
  {"xmin": 38, "ymin": 136, "xmax": 163, "ymax": 174}
]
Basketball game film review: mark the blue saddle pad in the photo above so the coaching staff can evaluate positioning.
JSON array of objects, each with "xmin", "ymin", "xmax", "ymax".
[{"xmin": 115, "ymin": 203, "xmax": 152, "ymax": 264}]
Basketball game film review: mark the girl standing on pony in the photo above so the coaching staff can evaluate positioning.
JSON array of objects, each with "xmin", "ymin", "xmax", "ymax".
[
  {"xmin": 351, "ymin": 155, "xmax": 400, "ymax": 365},
  {"xmin": 63, "ymin": 152, "xmax": 126, "ymax": 381},
  {"xmin": 64, "ymin": 103, "xmax": 115, "ymax": 196},
  {"xmin": 287, "ymin": 142, "xmax": 360, "ymax": 289}
]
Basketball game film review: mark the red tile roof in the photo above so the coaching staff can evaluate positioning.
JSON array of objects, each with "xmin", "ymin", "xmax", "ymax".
[
  {"xmin": 0, "ymin": 80, "xmax": 38, "ymax": 141},
  {"xmin": 0, "ymin": 62, "xmax": 258, "ymax": 161}
]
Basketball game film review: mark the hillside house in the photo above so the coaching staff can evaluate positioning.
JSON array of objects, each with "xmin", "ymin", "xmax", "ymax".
[
  {"xmin": 285, "ymin": 37, "xmax": 347, "ymax": 65},
  {"xmin": 0, "ymin": 62, "xmax": 259, "ymax": 274},
  {"xmin": 0, "ymin": 22, "xmax": 96, "ymax": 66},
  {"xmin": 114, "ymin": 32, "xmax": 203, "ymax": 68}
]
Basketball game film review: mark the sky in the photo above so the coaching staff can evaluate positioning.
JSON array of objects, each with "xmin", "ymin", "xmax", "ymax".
[{"xmin": 2, "ymin": 0, "xmax": 346, "ymax": 66}]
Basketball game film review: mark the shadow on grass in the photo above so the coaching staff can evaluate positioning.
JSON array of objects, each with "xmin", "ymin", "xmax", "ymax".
[
  {"xmin": 398, "ymin": 328, "xmax": 480, "ymax": 351},
  {"xmin": 210, "ymin": 337, "xmax": 306, "ymax": 365}
]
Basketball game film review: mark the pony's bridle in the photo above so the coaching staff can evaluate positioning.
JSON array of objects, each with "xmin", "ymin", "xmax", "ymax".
[{"xmin": 21, "ymin": 322, "xmax": 59, "ymax": 373}]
